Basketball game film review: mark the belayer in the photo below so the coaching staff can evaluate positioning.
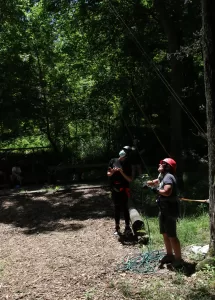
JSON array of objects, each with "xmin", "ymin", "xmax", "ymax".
[
  {"xmin": 107, "ymin": 149, "xmax": 132, "ymax": 236},
  {"xmin": 145, "ymin": 158, "xmax": 183, "ymax": 268}
]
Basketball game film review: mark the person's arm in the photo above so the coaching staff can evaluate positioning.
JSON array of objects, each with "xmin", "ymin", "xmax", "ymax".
[
  {"xmin": 115, "ymin": 168, "xmax": 132, "ymax": 182},
  {"xmin": 158, "ymin": 184, "xmax": 173, "ymax": 196},
  {"xmin": 147, "ymin": 179, "xmax": 159, "ymax": 186},
  {"xmin": 107, "ymin": 167, "xmax": 115, "ymax": 177},
  {"xmin": 107, "ymin": 160, "xmax": 116, "ymax": 177}
]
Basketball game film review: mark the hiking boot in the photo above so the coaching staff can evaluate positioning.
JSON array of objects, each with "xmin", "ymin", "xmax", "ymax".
[{"xmin": 159, "ymin": 254, "xmax": 175, "ymax": 264}]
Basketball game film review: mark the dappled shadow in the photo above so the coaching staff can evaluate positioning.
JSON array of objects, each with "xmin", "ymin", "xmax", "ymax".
[
  {"xmin": 0, "ymin": 187, "xmax": 113, "ymax": 234},
  {"xmin": 167, "ymin": 260, "xmax": 197, "ymax": 276},
  {"xmin": 117, "ymin": 231, "xmax": 138, "ymax": 246},
  {"xmin": 182, "ymin": 261, "xmax": 197, "ymax": 276},
  {"xmin": 0, "ymin": 182, "xmax": 109, "ymax": 196},
  {"xmin": 117, "ymin": 233, "xmax": 146, "ymax": 246},
  {"xmin": 24, "ymin": 222, "xmax": 84, "ymax": 235}
]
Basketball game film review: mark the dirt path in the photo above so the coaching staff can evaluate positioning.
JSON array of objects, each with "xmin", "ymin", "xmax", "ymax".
[{"xmin": 0, "ymin": 186, "xmax": 151, "ymax": 300}]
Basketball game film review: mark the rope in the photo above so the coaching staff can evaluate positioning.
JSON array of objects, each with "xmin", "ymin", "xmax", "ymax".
[
  {"xmin": 105, "ymin": 2, "xmax": 205, "ymax": 159},
  {"xmin": 107, "ymin": 0, "xmax": 207, "ymax": 141},
  {"xmin": 119, "ymin": 111, "xmax": 152, "ymax": 176},
  {"xmin": 180, "ymin": 197, "xmax": 209, "ymax": 203},
  {"xmin": 117, "ymin": 248, "xmax": 165, "ymax": 273},
  {"xmin": 130, "ymin": 90, "xmax": 171, "ymax": 157},
  {"xmin": 116, "ymin": 183, "xmax": 166, "ymax": 274}
]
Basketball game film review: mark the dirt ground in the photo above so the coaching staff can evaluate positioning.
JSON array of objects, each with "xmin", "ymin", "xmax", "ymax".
[
  {"xmin": 0, "ymin": 186, "xmax": 145, "ymax": 300},
  {"xmin": 0, "ymin": 186, "xmax": 196, "ymax": 300}
]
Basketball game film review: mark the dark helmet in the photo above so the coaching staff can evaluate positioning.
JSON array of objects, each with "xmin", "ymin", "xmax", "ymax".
[
  {"xmin": 160, "ymin": 158, "xmax": 177, "ymax": 173},
  {"xmin": 122, "ymin": 146, "xmax": 132, "ymax": 153}
]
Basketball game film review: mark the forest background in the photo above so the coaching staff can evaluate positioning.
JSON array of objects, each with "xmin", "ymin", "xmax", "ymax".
[{"xmin": 0, "ymin": 0, "xmax": 208, "ymax": 199}]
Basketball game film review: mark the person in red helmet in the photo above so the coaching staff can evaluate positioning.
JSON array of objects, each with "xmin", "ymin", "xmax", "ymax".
[{"xmin": 147, "ymin": 158, "xmax": 182, "ymax": 268}]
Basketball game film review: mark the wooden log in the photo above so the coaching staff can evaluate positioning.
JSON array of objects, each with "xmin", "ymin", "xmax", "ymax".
[{"xmin": 128, "ymin": 198, "xmax": 145, "ymax": 236}]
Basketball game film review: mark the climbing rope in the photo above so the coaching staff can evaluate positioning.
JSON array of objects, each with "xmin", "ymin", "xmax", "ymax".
[
  {"xmin": 116, "ymin": 181, "xmax": 209, "ymax": 274},
  {"xmin": 117, "ymin": 184, "xmax": 166, "ymax": 274},
  {"xmin": 117, "ymin": 248, "xmax": 165, "ymax": 274}
]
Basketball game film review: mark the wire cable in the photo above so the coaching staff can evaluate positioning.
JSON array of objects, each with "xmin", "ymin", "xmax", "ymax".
[
  {"xmin": 119, "ymin": 111, "xmax": 152, "ymax": 176},
  {"xmin": 130, "ymin": 90, "xmax": 171, "ymax": 157},
  {"xmin": 107, "ymin": 0, "xmax": 207, "ymax": 141}
]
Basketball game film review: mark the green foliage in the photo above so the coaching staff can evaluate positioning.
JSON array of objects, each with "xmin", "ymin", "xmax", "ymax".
[
  {"xmin": 0, "ymin": 0, "xmax": 206, "ymax": 168},
  {"xmin": 141, "ymin": 0, "xmax": 153, "ymax": 9},
  {"xmin": 177, "ymin": 213, "xmax": 209, "ymax": 246},
  {"xmin": 144, "ymin": 213, "xmax": 209, "ymax": 252},
  {"xmin": 0, "ymin": 135, "xmax": 49, "ymax": 149}
]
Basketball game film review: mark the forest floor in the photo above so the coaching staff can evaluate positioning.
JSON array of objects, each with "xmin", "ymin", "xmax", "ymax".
[{"xmin": 0, "ymin": 185, "xmax": 214, "ymax": 300}]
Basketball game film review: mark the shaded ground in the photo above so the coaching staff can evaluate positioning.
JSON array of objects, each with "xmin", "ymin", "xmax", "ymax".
[{"xmin": 0, "ymin": 186, "xmax": 213, "ymax": 300}]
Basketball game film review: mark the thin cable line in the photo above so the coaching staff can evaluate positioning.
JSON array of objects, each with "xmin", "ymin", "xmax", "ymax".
[
  {"xmin": 130, "ymin": 90, "xmax": 171, "ymax": 157},
  {"xmin": 119, "ymin": 110, "xmax": 152, "ymax": 176},
  {"xmin": 107, "ymin": 0, "xmax": 207, "ymax": 141}
]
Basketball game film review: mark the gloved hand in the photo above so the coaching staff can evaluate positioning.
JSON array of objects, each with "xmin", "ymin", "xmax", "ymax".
[{"xmin": 150, "ymin": 187, "xmax": 159, "ymax": 194}]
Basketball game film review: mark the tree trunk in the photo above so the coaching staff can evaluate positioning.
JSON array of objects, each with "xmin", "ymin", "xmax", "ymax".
[
  {"xmin": 202, "ymin": 0, "xmax": 215, "ymax": 255},
  {"xmin": 35, "ymin": 48, "xmax": 59, "ymax": 153}
]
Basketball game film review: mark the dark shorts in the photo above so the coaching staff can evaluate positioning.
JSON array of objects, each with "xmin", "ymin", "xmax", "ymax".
[
  {"xmin": 159, "ymin": 212, "xmax": 177, "ymax": 238},
  {"xmin": 111, "ymin": 189, "xmax": 128, "ymax": 206}
]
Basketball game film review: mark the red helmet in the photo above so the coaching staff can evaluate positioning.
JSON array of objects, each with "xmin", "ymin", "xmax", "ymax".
[{"xmin": 160, "ymin": 158, "xmax": 177, "ymax": 172}]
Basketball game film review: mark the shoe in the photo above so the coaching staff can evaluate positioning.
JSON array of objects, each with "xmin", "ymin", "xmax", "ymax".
[
  {"xmin": 123, "ymin": 226, "xmax": 132, "ymax": 236},
  {"xmin": 159, "ymin": 254, "xmax": 175, "ymax": 264},
  {"xmin": 171, "ymin": 259, "xmax": 184, "ymax": 269},
  {"xmin": 114, "ymin": 226, "xmax": 120, "ymax": 236}
]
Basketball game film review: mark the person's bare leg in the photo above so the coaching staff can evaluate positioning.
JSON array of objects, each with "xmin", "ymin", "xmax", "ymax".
[
  {"xmin": 163, "ymin": 233, "xmax": 173, "ymax": 255},
  {"xmin": 159, "ymin": 233, "xmax": 174, "ymax": 264},
  {"xmin": 170, "ymin": 237, "xmax": 182, "ymax": 260}
]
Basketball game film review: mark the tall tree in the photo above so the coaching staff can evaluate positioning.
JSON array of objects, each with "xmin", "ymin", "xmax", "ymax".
[
  {"xmin": 152, "ymin": 0, "xmax": 185, "ymax": 186},
  {"xmin": 202, "ymin": 0, "xmax": 215, "ymax": 255}
]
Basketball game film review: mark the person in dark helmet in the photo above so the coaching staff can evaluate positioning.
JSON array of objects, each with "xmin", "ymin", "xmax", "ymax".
[
  {"xmin": 147, "ymin": 158, "xmax": 182, "ymax": 268},
  {"xmin": 123, "ymin": 144, "xmax": 142, "ymax": 179},
  {"xmin": 122, "ymin": 145, "xmax": 132, "ymax": 161},
  {"xmin": 122, "ymin": 145, "xmax": 132, "ymax": 153},
  {"xmin": 107, "ymin": 149, "xmax": 132, "ymax": 235}
]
